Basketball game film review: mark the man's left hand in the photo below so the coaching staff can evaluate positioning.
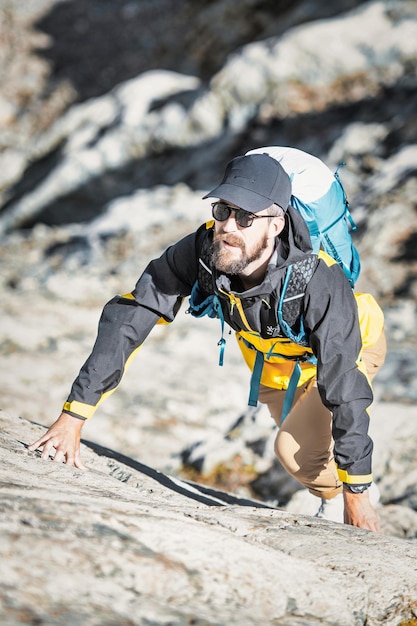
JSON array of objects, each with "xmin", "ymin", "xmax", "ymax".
[{"xmin": 343, "ymin": 489, "xmax": 381, "ymax": 532}]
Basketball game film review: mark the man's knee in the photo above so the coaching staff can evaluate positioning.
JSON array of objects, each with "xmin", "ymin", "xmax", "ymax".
[
  {"xmin": 274, "ymin": 429, "xmax": 300, "ymax": 476},
  {"xmin": 274, "ymin": 429, "xmax": 340, "ymax": 494}
]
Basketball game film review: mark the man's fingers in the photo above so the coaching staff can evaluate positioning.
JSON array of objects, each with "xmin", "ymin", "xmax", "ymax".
[
  {"xmin": 29, "ymin": 432, "xmax": 58, "ymax": 453},
  {"xmin": 32, "ymin": 442, "xmax": 88, "ymax": 471},
  {"xmin": 53, "ymin": 449, "xmax": 67, "ymax": 464},
  {"xmin": 40, "ymin": 439, "xmax": 55, "ymax": 460},
  {"xmin": 74, "ymin": 454, "xmax": 89, "ymax": 471},
  {"xmin": 28, "ymin": 436, "xmax": 47, "ymax": 451},
  {"xmin": 368, "ymin": 517, "xmax": 381, "ymax": 533}
]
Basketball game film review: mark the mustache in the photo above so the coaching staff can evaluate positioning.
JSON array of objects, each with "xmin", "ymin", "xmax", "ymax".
[{"xmin": 213, "ymin": 233, "xmax": 244, "ymax": 249}]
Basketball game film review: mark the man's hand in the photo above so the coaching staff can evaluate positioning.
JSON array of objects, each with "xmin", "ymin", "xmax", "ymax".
[
  {"xmin": 343, "ymin": 489, "xmax": 380, "ymax": 532},
  {"xmin": 28, "ymin": 412, "xmax": 88, "ymax": 470}
]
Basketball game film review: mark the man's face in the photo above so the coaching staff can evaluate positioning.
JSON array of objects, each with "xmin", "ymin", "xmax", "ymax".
[{"xmin": 211, "ymin": 202, "xmax": 272, "ymax": 275}]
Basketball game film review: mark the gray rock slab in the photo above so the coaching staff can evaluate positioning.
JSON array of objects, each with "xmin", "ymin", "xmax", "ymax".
[{"xmin": 1, "ymin": 411, "xmax": 416, "ymax": 626}]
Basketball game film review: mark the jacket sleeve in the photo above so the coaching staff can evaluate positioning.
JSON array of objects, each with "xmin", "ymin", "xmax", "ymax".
[
  {"xmin": 63, "ymin": 226, "xmax": 205, "ymax": 419},
  {"xmin": 303, "ymin": 259, "xmax": 374, "ymax": 484}
]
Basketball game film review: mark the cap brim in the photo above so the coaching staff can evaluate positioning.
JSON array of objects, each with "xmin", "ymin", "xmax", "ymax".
[{"xmin": 203, "ymin": 183, "xmax": 273, "ymax": 213}]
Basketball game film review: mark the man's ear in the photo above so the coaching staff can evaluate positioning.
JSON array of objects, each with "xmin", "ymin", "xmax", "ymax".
[{"xmin": 269, "ymin": 215, "xmax": 285, "ymax": 238}]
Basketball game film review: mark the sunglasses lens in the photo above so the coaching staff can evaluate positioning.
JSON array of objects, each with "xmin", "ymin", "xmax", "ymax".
[
  {"xmin": 235, "ymin": 210, "xmax": 251, "ymax": 228},
  {"xmin": 212, "ymin": 202, "xmax": 230, "ymax": 221}
]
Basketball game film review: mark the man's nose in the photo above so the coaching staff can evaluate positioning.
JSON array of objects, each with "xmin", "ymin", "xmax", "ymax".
[{"xmin": 221, "ymin": 214, "xmax": 239, "ymax": 232}]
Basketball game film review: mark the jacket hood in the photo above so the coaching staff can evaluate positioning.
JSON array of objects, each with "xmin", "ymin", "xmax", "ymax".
[{"xmin": 276, "ymin": 205, "xmax": 313, "ymax": 265}]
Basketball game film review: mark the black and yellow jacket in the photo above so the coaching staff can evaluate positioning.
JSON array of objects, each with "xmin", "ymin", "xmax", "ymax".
[{"xmin": 63, "ymin": 206, "xmax": 383, "ymax": 485}]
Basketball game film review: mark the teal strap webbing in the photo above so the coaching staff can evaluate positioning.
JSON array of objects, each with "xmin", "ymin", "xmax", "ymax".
[
  {"xmin": 212, "ymin": 295, "xmax": 226, "ymax": 366},
  {"xmin": 248, "ymin": 350, "xmax": 264, "ymax": 407},
  {"xmin": 281, "ymin": 362, "xmax": 302, "ymax": 424},
  {"xmin": 217, "ymin": 337, "xmax": 226, "ymax": 366}
]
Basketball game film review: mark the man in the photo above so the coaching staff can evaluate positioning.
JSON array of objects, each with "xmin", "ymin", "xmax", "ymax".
[{"xmin": 29, "ymin": 152, "xmax": 386, "ymax": 531}]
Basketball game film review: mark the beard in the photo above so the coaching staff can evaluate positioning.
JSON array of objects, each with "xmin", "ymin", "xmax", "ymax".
[{"xmin": 211, "ymin": 232, "xmax": 269, "ymax": 274}]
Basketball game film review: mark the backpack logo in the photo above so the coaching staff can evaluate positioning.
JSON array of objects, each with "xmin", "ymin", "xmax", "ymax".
[{"xmin": 266, "ymin": 325, "xmax": 280, "ymax": 337}]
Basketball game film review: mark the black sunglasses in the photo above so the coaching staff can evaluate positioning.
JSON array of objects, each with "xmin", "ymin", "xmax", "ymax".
[{"xmin": 211, "ymin": 201, "xmax": 271, "ymax": 229}]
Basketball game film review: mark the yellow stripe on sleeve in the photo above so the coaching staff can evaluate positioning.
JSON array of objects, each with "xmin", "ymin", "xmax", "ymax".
[
  {"xmin": 62, "ymin": 400, "xmax": 96, "ymax": 419},
  {"xmin": 337, "ymin": 467, "xmax": 373, "ymax": 485}
]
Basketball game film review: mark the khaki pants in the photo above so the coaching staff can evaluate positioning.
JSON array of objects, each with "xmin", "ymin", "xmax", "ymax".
[{"xmin": 258, "ymin": 331, "xmax": 387, "ymax": 499}]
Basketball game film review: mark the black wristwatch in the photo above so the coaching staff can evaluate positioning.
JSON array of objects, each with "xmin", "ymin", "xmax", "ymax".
[{"xmin": 343, "ymin": 483, "xmax": 371, "ymax": 494}]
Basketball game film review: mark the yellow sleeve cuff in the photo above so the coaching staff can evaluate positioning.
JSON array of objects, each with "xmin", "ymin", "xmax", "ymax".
[
  {"xmin": 63, "ymin": 401, "xmax": 96, "ymax": 420},
  {"xmin": 337, "ymin": 467, "xmax": 373, "ymax": 485}
]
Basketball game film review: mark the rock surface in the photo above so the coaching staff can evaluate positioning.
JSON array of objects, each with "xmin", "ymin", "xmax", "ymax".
[{"xmin": 1, "ymin": 410, "xmax": 417, "ymax": 626}]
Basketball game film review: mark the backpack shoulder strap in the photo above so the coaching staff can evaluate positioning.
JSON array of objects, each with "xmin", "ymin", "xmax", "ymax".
[
  {"xmin": 196, "ymin": 226, "xmax": 215, "ymax": 296},
  {"xmin": 278, "ymin": 255, "xmax": 319, "ymax": 346},
  {"xmin": 187, "ymin": 225, "xmax": 216, "ymax": 318}
]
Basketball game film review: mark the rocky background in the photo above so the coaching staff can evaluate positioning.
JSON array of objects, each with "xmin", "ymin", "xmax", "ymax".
[{"xmin": 1, "ymin": 0, "xmax": 417, "ymax": 624}]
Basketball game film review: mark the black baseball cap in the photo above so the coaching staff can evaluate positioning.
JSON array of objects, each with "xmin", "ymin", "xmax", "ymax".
[{"xmin": 203, "ymin": 153, "xmax": 292, "ymax": 213}]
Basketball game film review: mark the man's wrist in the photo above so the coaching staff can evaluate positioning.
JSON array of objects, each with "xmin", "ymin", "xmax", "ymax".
[
  {"xmin": 343, "ymin": 483, "xmax": 371, "ymax": 494},
  {"xmin": 62, "ymin": 410, "xmax": 87, "ymax": 422}
]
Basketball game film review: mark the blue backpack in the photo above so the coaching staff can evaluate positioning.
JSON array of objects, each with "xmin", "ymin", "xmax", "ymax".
[{"xmin": 246, "ymin": 146, "xmax": 360, "ymax": 287}]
